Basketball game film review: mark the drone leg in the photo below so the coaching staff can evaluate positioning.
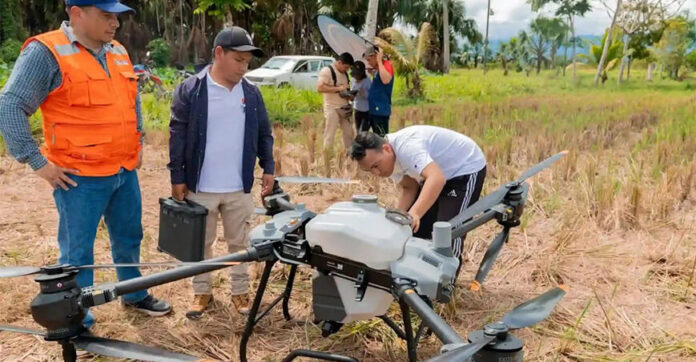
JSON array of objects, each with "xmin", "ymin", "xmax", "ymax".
[
  {"xmin": 282, "ymin": 264, "xmax": 298, "ymax": 321},
  {"xmin": 240, "ymin": 260, "xmax": 276, "ymax": 362},
  {"xmin": 379, "ymin": 315, "xmax": 407, "ymax": 340},
  {"xmin": 398, "ymin": 300, "xmax": 418, "ymax": 362},
  {"xmin": 60, "ymin": 340, "xmax": 76, "ymax": 362}
]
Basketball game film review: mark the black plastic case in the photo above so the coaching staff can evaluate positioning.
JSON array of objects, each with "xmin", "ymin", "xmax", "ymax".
[{"xmin": 157, "ymin": 198, "xmax": 208, "ymax": 262}]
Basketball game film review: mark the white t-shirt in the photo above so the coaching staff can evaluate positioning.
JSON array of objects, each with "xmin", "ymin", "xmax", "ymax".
[
  {"xmin": 197, "ymin": 72, "xmax": 246, "ymax": 193},
  {"xmin": 386, "ymin": 125, "xmax": 486, "ymax": 184}
]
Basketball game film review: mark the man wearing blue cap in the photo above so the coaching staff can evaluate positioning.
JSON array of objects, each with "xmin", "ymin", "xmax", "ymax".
[{"xmin": 0, "ymin": 0, "xmax": 171, "ymax": 330}]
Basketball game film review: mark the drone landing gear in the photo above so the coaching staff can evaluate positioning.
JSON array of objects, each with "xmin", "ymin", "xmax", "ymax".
[
  {"xmin": 59, "ymin": 340, "xmax": 77, "ymax": 362},
  {"xmin": 240, "ymin": 261, "xmax": 359, "ymax": 362},
  {"xmin": 378, "ymin": 297, "xmax": 434, "ymax": 362}
]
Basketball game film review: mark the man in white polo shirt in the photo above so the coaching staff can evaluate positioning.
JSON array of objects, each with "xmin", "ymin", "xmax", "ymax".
[
  {"xmin": 350, "ymin": 126, "xmax": 486, "ymax": 270},
  {"xmin": 168, "ymin": 27, "xmax": 275, "ymax": 319}
]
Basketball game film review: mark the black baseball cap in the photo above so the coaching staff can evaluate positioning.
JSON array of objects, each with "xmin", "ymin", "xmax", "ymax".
[
  {"xmin": 65, "ymin": 0, "xmax": 135, "ymax": 14},
  {"xmin": 213, "ymin": 27, "xmax": 264, "ymax": 57}
]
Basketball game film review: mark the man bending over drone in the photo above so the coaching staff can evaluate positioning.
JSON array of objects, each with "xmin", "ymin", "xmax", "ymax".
[{"xmin": 350, "ymin": 125, "xmax": 486, "ymax": 266}]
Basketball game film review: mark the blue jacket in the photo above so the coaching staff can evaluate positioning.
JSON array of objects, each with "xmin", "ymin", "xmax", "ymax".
[{"xmin": 168, "ymin": 67, "xmax": 274, "ymax": 193}]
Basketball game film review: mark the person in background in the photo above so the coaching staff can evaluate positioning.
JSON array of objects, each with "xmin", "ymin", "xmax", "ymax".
[
  {"xmin": 363, "ymin": 46, "xmax": 394, "ymax": 136},
  {"xmin": 0, "ymin": 0, "xmax": 172, "ymax": 329},
  {"xmin": 351, "ymin": 60, "xmax": 372, "ymax": 133},
  {"xmin": 168, "ymin": 26, "xmax": 275, "ymax": 319},
  {"xmin": 317, "ymin": 52, "xmax": 355, "ymax": 155}
]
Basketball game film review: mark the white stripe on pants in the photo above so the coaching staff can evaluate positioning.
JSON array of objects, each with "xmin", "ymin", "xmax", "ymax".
[{"xmin": 452, "ymin": 172, "xmax": 478, "ymax": 259}]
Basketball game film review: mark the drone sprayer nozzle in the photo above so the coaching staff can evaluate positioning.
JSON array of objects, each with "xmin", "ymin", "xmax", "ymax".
[{"xmin": 432, "ymin": 222, "xmax": 453, "ymax": 257}]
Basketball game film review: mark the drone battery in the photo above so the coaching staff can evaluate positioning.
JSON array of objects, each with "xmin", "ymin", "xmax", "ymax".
[{"xmin": 157, "ymin": 197, "xmax": 208, "ymax": 262}]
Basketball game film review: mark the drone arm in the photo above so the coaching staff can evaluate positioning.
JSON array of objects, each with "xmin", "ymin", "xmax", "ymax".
[
  {"xmin": 394, "ymin": 280, "xmax": 464, "ymax": 346},
  {"xmin": 450, "ymin": 208, "xmax": 498, "ymax": 240},
  {"xmin": 83, "ymin": 244, "xmax": 274, "ymax": 308}
]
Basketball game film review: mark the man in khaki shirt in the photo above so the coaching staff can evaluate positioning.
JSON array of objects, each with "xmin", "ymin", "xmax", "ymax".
[{"xmin": 317, "ymin": 52, "xmax": 355, "ymax": 153}]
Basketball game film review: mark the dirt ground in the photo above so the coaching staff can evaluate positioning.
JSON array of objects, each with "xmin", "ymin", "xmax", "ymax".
[{"xmin": 0, "ymin": 138, "xmax": 695, "ymax": 361}]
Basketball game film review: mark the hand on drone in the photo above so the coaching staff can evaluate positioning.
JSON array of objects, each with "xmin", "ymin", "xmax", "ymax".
[{"xmin": 408, "ymin": 209, "xmax": 421, "ymax": 232}]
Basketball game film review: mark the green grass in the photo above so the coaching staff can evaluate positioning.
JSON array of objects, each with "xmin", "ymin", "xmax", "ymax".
[{"xmin": 1, "ymin": 65, "xmax": 695, "ymax": 153}]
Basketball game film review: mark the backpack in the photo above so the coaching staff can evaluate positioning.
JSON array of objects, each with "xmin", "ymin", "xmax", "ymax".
[{"xmin": 327, "ymin": 64, "xmax": 350, "ymax": 86}]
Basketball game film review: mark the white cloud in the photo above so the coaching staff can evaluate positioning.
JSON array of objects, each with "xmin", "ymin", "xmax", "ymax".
[{"xmin": 462, "ymin": 0, "xmax": 696, "ymax": 40}]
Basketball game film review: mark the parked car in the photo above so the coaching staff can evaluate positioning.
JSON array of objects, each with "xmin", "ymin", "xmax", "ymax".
[{"xmin": 245, "ymin": 55, "xmax": 335, "ymax": 89}]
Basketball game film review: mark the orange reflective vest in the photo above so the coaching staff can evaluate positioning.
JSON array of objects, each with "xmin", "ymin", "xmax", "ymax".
[{"xmin": 23, "ymin": 29, "xmax": 141, "ymax": 176}]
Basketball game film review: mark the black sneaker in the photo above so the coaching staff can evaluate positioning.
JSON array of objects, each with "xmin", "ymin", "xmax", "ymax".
[{"xmin": 122, "ymin": 294, "xmax": 172, "ymax": 317}]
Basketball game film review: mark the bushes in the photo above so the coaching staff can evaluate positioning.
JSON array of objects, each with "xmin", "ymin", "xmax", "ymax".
[
  {"xmin": 0, "ymin": 39, "xmax": 22, "ymax": 63},
  {"xmin": 146, "ymin": 38, "xmax": 171, "ymax": 67}
]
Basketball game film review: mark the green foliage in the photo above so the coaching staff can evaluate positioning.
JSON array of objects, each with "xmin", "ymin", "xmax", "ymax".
[
  {"xmin": 194, "ymin": 0, "xmax": 248, "ymax": 19},
  {"xmin": 685, "ymin": 49, "xmax": 696, "ymax": 71},
  {"xmin": 580, "ymin": 28, "xmax": 623, "ymax": 69},
  {"xmin": 0, "ymin": 39, "xmax": 22, "ymax": 63},
  {"xmin": 0, "ymin": 0, "xmax": 20, "ymax": 42},
  {"xmin": 146, "ymin": 38, "xmax": 171, "ymax": 67},
  {"xmin": 653, "ymin": 18, "xmax": 689, "ymax": 79}
]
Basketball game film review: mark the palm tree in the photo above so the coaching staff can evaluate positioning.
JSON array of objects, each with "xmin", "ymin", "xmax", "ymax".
[
  {"xmin": 579, "ymin": 28, "xmax": 624, "ymax": 83},
  {"xmin": 377, "ymin": 22, "xmax": 437, "ymax": 97},
  {"xmin": 530, "ymin": 0, "xmax": 592, "ymax": 83},
  {"xmin": 401, "ymin": 0, "xmax": 480, "ymax": 72},
  {"xmin": 365, "ymin": 0, "xmax": 379, "ymax": 42}
]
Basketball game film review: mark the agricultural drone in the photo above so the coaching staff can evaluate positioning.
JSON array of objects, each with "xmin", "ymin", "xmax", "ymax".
[{"xmin": 0, "ymin": 152, "xmax": 567, "ymax": 362}]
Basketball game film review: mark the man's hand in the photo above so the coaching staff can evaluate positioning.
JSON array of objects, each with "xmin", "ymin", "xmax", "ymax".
[
  {"xmin": 172, "ymin": 183, "xmax": 189, "ymax": 201},
  {"xmin": 35, "ymin": 163, "xmax": 79, "ymax": 190},
  {"xmin": 261, "ymin": 174, "xmax": 274, "ymax": 196},
  {"xmin": 136, "ymin": 149, "xmax": 143, "ymax": 169},
  {"xmin": 408, "ymin": 209, "xmax": 421, "ymax": 233},
  {"xmin": 377, "ymin": 48, "xmax": 384, "ymax": 63}
]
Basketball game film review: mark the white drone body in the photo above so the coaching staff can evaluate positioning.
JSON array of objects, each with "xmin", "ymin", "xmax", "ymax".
[{"xmin": 250, "ymin": 195, "xmax": 459, "ymax": 325}]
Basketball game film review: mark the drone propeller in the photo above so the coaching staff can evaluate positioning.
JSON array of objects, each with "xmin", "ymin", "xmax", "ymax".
[
  {"xmin": 470, "ymin": 227, "xmax": 510, "ymax": 291},
  {"xmin": 0, "ymin": 261, "xmax": 243, "ymax": 279},
  {"xmin": 0, "ymin": 266, "xmax": 41, "ymax": 278},
  {"xmin": 0, "ymin": 325, "xmax": 199, "ymax": 361},
  {"xmin": 427, "ymin": 286, "xmax": 567, "ymax": 362},
  {"xmin": 274, "ymin": 176, "xmax": 358, "ymax": 184},
  {"xmin": 449, "ymin": 151, "xmax": 567, "ymax": 227},
  {"xmin": 516, "ymin": 151, "xmax": 567, "ymax": 185},
  {"xmin": 73, "ymin": 335, "xmax": 199, "ymax": 361},
  {"xmin": 254, "ymin": 207, "xmax": 268, "ymax": 215},
  {"xmin": 0, "ymin": 324, "xmax": 46, "ymax": 336}
]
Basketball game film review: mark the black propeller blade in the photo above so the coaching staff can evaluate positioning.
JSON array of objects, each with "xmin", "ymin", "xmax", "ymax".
[
  {"xmin": 502, "ymin": 285, "xmax": 568, "ymax": 330},
  {"xmin": 0, "ymin": 325, "xmax": 46, "ymax": 336},
  {"xmin": 0, "ymin": 266, "xmax": 42, "ymax": 278},
  {"xmin": 73, "ymin": 335, "xmax": 199, "ymax": 362},
  {"xmin": 516, "ymin": 151, "xmax": 568, "ymax": 184},
  {"xmin": 254, "ymin": 207, "xmax": 268, "ymax": 215},
  {"xmin": 0, "ymin": 261, "xmax": 245, "ymax": 278},
  {"xmin": 448, "ymin": 151, "xmax": 567, "ymax": 227},
  {"xmin": 426, "ymin": 334, "xmax": 496, "ymax": 362},
  {"xmin": 275, "ymin": 176, "xmax": 357, "ymax": 184},
  {"xmin": 470, "ymin": 227, "xmax": 510, "ymax": 291},
  {"xmin": 426, "ymin": 286, "xmax": 567, "ymax": 362}
]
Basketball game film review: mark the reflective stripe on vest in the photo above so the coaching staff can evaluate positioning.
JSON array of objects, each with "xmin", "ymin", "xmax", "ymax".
[{"xmin": 23, "ymin": 30, "xmax": 141, "ymax": 176}]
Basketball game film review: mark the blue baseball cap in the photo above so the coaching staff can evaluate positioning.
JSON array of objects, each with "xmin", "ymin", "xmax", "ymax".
[{"xmin": 65, "ymin": 0, "xmax": 135, "ymax": 14}]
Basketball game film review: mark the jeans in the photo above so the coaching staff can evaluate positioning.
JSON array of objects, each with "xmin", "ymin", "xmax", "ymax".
[{"xmin": 53, "ymin": 168, "xmax": 148, "ymax": 328}]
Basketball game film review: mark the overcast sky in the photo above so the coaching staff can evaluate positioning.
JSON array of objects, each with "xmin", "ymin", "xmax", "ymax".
[{"xmin": 465, "ymin": 0, "xmax": 696, "ymax": 40}]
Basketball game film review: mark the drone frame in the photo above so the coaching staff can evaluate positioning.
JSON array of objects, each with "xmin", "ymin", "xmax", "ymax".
[{"xmin": 0, "ymin": 152, "xmax": 567, "ymax": 362}]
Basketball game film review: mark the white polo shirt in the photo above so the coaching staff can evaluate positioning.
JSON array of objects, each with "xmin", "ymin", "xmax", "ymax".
[
  {"xmin": 197, "ymin": 72, "xmax": 246, "ymax": 193},
  {"xmin": 386, "ymin": 125, "xmax": 486, "ymax": 184}
]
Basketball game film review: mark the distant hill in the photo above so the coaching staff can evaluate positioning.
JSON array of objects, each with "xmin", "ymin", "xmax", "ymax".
[{"xmin": 462, "ymin": 35, "xmax": 602, "ymax": 56}]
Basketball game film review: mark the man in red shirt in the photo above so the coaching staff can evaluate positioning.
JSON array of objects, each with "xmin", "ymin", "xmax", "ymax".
[{"xmin": 364, "ymin": 46, "xmax": 394, "ymax": 136}]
